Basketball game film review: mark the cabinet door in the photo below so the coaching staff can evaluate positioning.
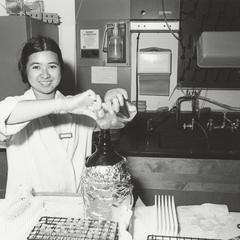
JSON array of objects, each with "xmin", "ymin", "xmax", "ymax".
[
  {"xmin": 0, "ymin": 16, "xmax": 58, "ymax": 101},
  {"xmin": 0, "ymin": 16, "xmax": 29, "ymax": 100},
  {"xmin": 30, "ymin": 17, "xmax": 59, "ymax": 42}
]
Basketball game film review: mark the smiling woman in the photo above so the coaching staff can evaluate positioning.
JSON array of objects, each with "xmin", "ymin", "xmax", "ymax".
[
  {"xmin": 18, "ymin": 36, "xmax": 64, "ymax": 85},
  {"xmin": 25, "ymin": 51, "xmax": 61, "ymax": 99},
  {"xmin": 0, "ymin": 35, "xmax": 136, "ymax": 198}
]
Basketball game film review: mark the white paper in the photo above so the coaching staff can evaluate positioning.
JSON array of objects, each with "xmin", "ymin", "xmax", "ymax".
[
  {"xmin": 91, "ymin": 66, "xmax": 118, "ymax": 84},
  {"xmin": 80, "ymin": 29, "xmax": 99, "ymax": 49}
]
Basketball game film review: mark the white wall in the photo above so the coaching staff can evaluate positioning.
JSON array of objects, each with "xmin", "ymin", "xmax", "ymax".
[{"xmin": 43, "ymin": 0, "xmax": 76, "ymax": 83}]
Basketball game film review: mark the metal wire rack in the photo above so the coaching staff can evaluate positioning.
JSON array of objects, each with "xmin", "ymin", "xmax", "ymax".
[
  {"xmin": 147, "ymin": 235, "xmax": 219, "ymax": 240},
  {"xmin": 27, "ymin": 216, "xmax": 119, "ymax": 240}
]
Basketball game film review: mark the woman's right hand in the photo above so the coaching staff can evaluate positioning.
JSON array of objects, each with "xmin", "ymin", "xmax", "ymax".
[{"xmin": 59, "ymin": 90, "xmax": 103, "ymax": 119}]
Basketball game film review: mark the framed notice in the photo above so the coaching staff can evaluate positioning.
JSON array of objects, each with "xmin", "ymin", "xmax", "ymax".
[{"xmin": 80, "ymin": 29, "xmax": 99, "ymax": 50}]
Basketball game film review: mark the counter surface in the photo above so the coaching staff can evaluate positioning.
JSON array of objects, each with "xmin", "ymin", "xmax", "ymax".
[
  {"xmin": 0, "ymin": 195, "xmax": 240, "ymax": 240},
  {"xmin": 0, "ymin": 194, "xmax": 132, "ymax": 240}
]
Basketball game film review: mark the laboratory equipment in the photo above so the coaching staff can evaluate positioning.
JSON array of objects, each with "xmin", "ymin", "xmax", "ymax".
[
  {"xmin": 102, "ymin": 22, "xmax": 127, "ymax": 63},
  {"xmin": 81, "ymin": 128, "xmax": 132, "ymax": 220}
]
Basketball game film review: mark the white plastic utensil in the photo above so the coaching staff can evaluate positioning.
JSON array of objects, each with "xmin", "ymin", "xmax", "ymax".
[{"xmin": 155, "ymin": 194, "xmax": 179, "ymax": 236}]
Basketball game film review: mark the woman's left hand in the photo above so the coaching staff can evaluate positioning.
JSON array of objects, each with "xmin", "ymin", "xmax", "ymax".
[
  {"xmin": 95, "ymin": 88, "xmax": 136, "ymax": 129},
  {"xmin": 103, "ymin": 88, "xmax": 128, "ymax": 114}
]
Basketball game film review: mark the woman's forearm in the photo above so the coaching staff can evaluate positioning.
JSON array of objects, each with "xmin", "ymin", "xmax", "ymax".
[
  {"xmin": 6, "ymin": 89, "xmax": 100, "ymax": 125},
  {"xmin": 6, "ymin": 99, "xmax": 60, "ymax": 124}
]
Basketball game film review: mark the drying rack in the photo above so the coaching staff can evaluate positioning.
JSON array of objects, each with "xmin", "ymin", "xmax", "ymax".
[
  {"xmin": 27, "ymin": 216, "xmax": 119, "ymax": 240},
  {"xmin": 147, "ymin": 235, "xmax": 240, "ymax": 240},
  {"xmin": 147, "ymin": 235, "xmax": 220, "ymax": 240}
]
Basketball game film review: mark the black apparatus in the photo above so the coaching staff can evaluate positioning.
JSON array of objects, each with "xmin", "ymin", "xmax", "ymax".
[
  {"xmin": 86, "ymin": 128, "xmax": 123, "ymax": 167},
  {"xmin": 86, "ymin": 98, "xmax": 130, "ymax": 167}
]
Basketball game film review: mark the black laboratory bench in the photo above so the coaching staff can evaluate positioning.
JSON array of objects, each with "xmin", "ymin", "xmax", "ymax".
[
  {"xmin": 112, "ymin": 111, "xmax": 240, "ymax": 211},
  {"xmin": 116, "ymin": 111, "xmax": 240, "ymax": 159}
]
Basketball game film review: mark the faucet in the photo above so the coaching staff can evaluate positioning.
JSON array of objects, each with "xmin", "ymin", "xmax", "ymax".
[{"xmin": 176, "ymin": 96, "xmax": 199, "ymax": 129}]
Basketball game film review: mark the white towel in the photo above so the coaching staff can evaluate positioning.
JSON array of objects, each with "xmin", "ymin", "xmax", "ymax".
[
  {"xmin": 131, "ymin": 200, "xmax": 240, "ymax": 240},
  {"xmin": 130, "ymin": 205, "xmax": 157, "ymax": 240},
  {"xmin": 178, "ymin": 203, "xmax": 240, "ymax": 239}
]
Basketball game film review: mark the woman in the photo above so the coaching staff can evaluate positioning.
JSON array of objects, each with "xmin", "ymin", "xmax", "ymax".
[{"xmin": 0, "ymin": 36, "xmax": 136, "ymax": 198}]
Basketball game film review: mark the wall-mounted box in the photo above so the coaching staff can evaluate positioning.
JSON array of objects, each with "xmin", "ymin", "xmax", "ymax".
[
  {"xmin": 130, "ymin": 0, "xmax": 180, "ymax": 20},
  {"xmin": 138, "ymin": 48, "xmax": 172, "ymax": 96},
  {"xmin": 139, "ymin": 48, "xmax": 172, "ymax": 74},
  {"xmin": 197, "ymin": 31, "xmax": 240, "ymax": 68}
]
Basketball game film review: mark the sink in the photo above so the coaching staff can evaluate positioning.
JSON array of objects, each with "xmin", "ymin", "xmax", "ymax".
[
  {"xmin": 119, "ymin": 111, "xmax": 240, "ymax": 157},
  {"xmin": 158, "ymin": 130, "xmax": 240, "ymax": 152}
]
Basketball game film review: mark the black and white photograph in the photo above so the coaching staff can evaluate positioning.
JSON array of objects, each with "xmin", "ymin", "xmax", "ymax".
[{"xmin": 0, "ymin": 0, "xmax": 240, "ymax": 239}]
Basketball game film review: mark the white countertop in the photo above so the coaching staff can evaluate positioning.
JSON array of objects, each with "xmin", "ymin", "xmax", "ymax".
[
  {"xmin": 0, "ymin": 192, "xmax": 240, "ymax": 240},
  {"xmin": 132, "ymin": 200, "xmax": 240, "ymax": 240},
  {"xmin": 0, "ymin": 192, "xmax": 132, "ymax": 240}
]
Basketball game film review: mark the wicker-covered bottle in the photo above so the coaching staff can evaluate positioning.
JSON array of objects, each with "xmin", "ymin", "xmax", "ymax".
[{"xmin": 81, "ymin": 128, "xmax": 132, "ymax": 221}]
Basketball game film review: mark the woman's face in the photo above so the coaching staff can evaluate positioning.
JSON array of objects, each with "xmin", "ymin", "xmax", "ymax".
[{"xmin": 26, "ymin": 50, "xmax": 61, "ymax": 99}]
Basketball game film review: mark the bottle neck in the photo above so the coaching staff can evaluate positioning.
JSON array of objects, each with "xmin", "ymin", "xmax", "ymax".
[
  {"xmin": 86, "ymin": 128, "xmax": 123, "ymax": 167},
  {"xmin": 112, "ymin": 24, "xmax": 119, "ymax": 37},
  {"xmin": 98, "ymin": 129, "xmax": 113, "ymax": 154}
]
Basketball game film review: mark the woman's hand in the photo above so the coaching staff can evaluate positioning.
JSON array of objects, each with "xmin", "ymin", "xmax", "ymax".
[
  {"xmin": 59, "ymin": 89, "xmax": 102, "ymax": 120},
  {"xmin": 96, "ymin": 88, "xmax": 137, "ymax": 129},
  {"xmin": 104, "ymin": 88, "xmax": 128, "ymax": 114},
  {"xmin": 95, "ymin": 105, "xmax": 124, "ymax": 130}
]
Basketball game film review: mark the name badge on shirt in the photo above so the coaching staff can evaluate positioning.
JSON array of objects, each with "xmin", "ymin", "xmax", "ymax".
[{"xmin": 59, "ymin": 133, "xmax": 73, "ymax": 139}]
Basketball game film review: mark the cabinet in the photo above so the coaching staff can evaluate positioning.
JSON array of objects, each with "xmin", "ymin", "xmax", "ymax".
[
  {"xmin": 127, "ymin": 156, "xmax": 240, "ymax": 211},
  {"xmin": 0, "ymin": 15, "xmax": 58, "ymax": 100}
]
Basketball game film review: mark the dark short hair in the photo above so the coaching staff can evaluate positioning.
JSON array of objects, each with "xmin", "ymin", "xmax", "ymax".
[{"xmin": 18, "ymin": 36, "xmax": 64, "ymax": 84}]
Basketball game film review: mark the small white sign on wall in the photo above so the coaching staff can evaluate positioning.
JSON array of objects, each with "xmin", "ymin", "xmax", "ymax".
[
  {"xmin": 80, "ymin": 29, "xmax": 99, "ymax": 49},
  {"xmin": 91, "ymin": 66, "xmax": 118, "ymax": 84}
]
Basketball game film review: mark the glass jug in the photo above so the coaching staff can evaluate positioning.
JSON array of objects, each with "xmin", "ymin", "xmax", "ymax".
[{"xmin": 81, "ymin": 128, "xmax": 132, "ymax": 221}]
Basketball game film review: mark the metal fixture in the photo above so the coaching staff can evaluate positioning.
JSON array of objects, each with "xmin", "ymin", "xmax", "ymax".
[
  {"xmin": 206, "ymin": 114, "xmax": 240, "ymax": 133},
  {"xmin": 175, "ymin": 96, "xmax": 199, "ymax": 129},
  {"xmin": 183, "ymin": 118, "xmax": 195, "ymax": 131},
  {"xmin": 130, "ymin": 21, "xmax": 179, "ymax": 32}
]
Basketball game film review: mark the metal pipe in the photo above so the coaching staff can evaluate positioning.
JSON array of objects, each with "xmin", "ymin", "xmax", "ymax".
[{"xmin": 176, "ymin": 95, "xmax": 196, "ymax": 128}]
